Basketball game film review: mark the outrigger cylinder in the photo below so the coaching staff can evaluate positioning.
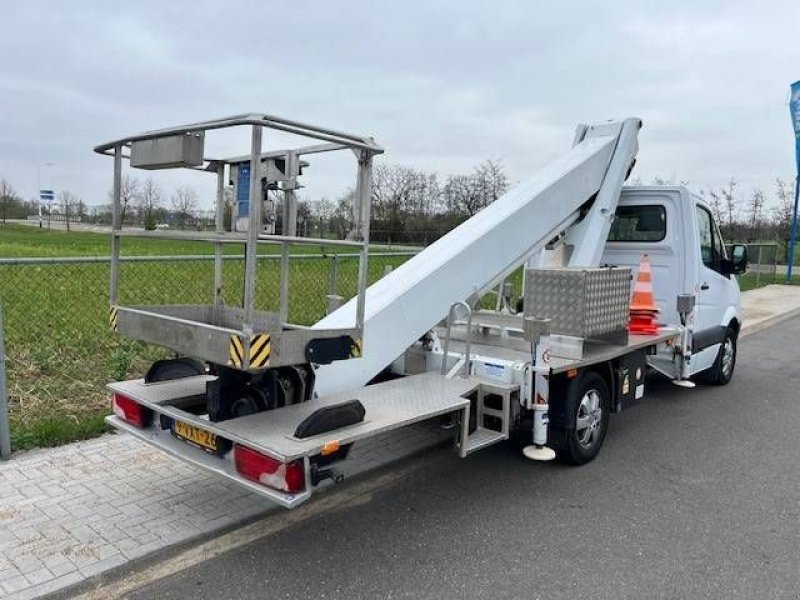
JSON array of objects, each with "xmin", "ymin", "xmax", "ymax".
[{"xmin": 523, "ymin": 317, "xmax": 556, "ymax": 461}]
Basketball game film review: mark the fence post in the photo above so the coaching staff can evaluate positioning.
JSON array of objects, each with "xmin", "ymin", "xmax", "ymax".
[
  {"xmin": 774, "ymin": 243, "xmax": 779, "ymax": 283},
  {"xmin": 0, "ymin": 304, "xmax": 11, "ymax": 460},
  {"xmin": 756, "ymin": 245, "xmax": 762, "ymax": 287},
  {"xmin": 328, "ymin": 254, "xmax": 339, "ymax": 297}
]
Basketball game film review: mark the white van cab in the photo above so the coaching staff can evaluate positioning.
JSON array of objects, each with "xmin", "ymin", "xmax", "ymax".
[{"xmin": 603, "ymin": 186, "xmax": 746, "ymax": 384}]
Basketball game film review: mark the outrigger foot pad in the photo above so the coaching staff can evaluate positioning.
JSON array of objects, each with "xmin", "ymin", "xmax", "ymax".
[
  {"xmin": 522, "ymin": 445, "xmax": 556, "ymax": 461},
  {"xmin": 671, "ymin": 379, "xmax": 696, "ymax": 388}
]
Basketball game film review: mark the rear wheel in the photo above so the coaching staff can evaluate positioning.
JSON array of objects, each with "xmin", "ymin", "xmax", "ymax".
[{"xmin": 553, "ymin": 372, "xmax": 610, "ymax": 466}]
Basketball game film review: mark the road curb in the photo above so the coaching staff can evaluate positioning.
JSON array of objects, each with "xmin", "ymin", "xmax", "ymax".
[{"xmin": 740, "ymin": 306, "xmax": 800, "ymax": 338}]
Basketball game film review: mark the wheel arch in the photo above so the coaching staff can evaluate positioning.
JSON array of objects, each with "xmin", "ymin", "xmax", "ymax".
[{"xmin": 727, "ymin": 316, "xmax": 741, "ymax": 337}]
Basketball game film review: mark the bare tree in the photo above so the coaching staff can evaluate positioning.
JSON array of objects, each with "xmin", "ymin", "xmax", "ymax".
[
  {"xmin": 137, "ymin": 177, "xmax": 162, "ymax": 230},
  {"xmin": 75, "ymin": 198, "xmax": 87, "ymax": 222},
  {"xmin": 772, "ymin": 178, "xmax": 794, "ymax": 238},
  {"xmin": 170, "ymin": 186, "xmax": 198, "ymax": 228},
  {"xmin": 107, "ymin": 175, "xmax": 140, "ymax": 226},
  {"xmin": 0, "ymin": 178, "xmax": 19, "ymax": 223},
  {"xmin": 703, "ymin": 189, "xmax": 725, "ymax": 225},
  {"xmin": 721, "ymin": 178, "xmax": 738, "ymax": 228},
  {"xmin": 297, "ymin": 198, "xmax": 312, "ymax": 236},
  {"xmin": 371, "ymin": 165, "xmax": 437, "ymax": 222},
  {"xmin": 747, "ymin": 189, "xmax": 765, "ymax": 239},
  {"xmin": 58, "ymin": 190, "xmax": 79, "ymax": 231},
  {"xmin": 309, "ymin": 197, "xmax": 334, "ymax": 236},
  {"xmin": 443, "ymin": 160, "xmax": 508, "ymax": 217},
  {"xmin": 473, "ymin": 159, "xmax": 509, "ymax": 208},
  {"xmin": 443, "ymin": 173, "xmax": 481, "ymax": 217},
  {"xmin": 334, "ymin": 189, "xmax": 356, "ymax": 237}
]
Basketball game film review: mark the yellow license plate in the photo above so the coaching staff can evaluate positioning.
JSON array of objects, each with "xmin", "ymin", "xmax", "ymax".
[{"xmin": 172, "ymin": 420, "xmax": 218, "ymax": 453}]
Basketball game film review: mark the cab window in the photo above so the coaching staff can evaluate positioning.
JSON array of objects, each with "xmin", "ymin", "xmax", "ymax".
[
  {"xmin": 608, "ymin": 205, "xmax": 666, "ymax": 242},
  {"xmin": 695, "ymin": 205, "xmax": 726, "ymax": 272}
]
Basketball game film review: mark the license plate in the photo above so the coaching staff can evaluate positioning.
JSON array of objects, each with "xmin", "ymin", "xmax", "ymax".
[{"xmin": 172, "ymin": 420, "xmax": 218, "ymax": 453}]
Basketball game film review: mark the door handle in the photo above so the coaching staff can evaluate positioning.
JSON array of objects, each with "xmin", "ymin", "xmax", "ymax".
[{"xmin": 700, "ymin": 282, "xmax": 710, "ymax": 291}]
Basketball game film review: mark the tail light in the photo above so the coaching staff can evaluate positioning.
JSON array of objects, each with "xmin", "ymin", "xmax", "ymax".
[
  {"xmin": 112, "ymin": 393, "xmax": 152, "ymax": 428},
  {"xmin": 234, "ymin": 445, "xmax": 305, "ymax": 494}
]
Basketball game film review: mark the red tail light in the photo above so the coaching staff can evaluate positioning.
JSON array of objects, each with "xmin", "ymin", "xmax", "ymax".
[
  {"xmin": 112, "ymin": 393, "xmax": 151, "ymax": 428},
  {"xmin": 234, "ymin": 445, "xmax": 305, "ymax": 494}
]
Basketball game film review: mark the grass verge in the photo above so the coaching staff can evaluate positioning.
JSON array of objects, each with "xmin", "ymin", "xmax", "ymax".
[{"xmin": 737, "ymin": 272, "xmax": 800, "ymax": 291}]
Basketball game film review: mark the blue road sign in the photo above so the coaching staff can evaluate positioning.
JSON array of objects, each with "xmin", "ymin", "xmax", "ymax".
[{"xmin": 237, "ymin": 164, "xmax": 250, "ymax": 217}]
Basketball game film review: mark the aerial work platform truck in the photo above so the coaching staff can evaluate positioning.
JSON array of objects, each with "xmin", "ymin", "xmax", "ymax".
[{"xmin": 97, "ymin": 114, "xmax": 748, "ymax": 508}]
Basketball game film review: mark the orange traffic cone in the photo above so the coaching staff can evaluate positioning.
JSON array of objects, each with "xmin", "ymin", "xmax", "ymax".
[{"xmin": 629, "ymin": 255, "xmax": 660, "ymax": 335}]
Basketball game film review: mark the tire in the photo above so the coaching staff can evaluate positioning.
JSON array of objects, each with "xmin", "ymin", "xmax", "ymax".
[
  {"xmin": 698, "ymin": 327, "xmax": 737, "ymax": 386},
  {"xmin": 144, "ymin": 357, "xmax": 205, "ymax": 383},
  {"xmin": 553, "ymin": 371, "xmax": 611, "ymax": 466}
]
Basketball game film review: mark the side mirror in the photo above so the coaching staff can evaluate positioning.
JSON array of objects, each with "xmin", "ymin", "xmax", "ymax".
[{"xmin": 727, "ymin": 244, "xmax": 748, "ymax": 275}]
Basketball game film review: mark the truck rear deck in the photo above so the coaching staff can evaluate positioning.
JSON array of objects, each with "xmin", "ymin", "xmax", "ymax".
[{"xmin": 107, "ymin": 324, "xmax": 678, "ymax": 507}]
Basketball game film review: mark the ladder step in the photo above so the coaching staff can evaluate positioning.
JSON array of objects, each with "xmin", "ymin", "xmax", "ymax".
[
  {"xmin": 481, "ymin": 407, "xmax": 504, "ymax": 419},
  {"xmin": 462, "ymin": 427, "xmax": 506, "ymax": 455}
]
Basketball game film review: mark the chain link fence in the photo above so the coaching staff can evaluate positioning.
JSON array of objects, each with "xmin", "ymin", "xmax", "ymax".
[
  {"xmin": 1, "ymin": 239, "xmax": 785, "ymax": 451},
  {"xmin": 0, "ymin": 250, "xmax": 416, "ymax": 449},
  {"xmin": 725, "ymin": 242, "xmax": 780, "ymax": 286}
]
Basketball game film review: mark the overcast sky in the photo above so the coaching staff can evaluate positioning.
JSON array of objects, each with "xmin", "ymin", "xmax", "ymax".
[{"xmin": 1, "ymin": 1, "xmax": 798, "ymax": 211}]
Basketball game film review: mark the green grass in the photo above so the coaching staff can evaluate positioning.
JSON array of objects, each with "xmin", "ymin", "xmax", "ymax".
[
  {"xmin": 0, "ymin": 224, "xmax": 417, "ymax": 451},
  {"xmin": 737, "ymin": 272, "xmax": 800, "ymax": 292},
  {"xmin": 11, "ymin": 410, "xmax": 110, "ymax": 450}
]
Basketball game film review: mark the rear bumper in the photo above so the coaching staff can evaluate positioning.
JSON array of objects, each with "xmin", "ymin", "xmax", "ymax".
[{"xmin": 105, "ymin": 416, "xmax": 312, "ymax": 509}]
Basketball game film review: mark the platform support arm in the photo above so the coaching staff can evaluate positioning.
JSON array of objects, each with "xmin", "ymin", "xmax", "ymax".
[
  {"xmin": 354, "ymin": 150, "xmax": 373, "ymax": 330},
  {"xmin": 243, "ymin": 125, "xmax": 263, "ymax": 336},
  {"xmin": 110, "ymin": 145, "xmax": 122, "ymax": 306},
  {"xmin": 214, "ymin": 163, "xmax": 225, "ymax": 305}
]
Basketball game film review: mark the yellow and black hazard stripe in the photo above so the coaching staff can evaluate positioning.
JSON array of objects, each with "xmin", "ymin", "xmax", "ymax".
[
  {"xmin": 350, "ymin": 338, "xmax": 362, "ymax": 358},
  {"xmin": 229, "ymin": 334, "xmax": 245, "ymax": 368},
  {"xmin": 249, "ymin": 333, "xmax": 271, "ymax": 368},
  {"xmin": 109, "ymin": 305, "xmax": 119, "ymax": 332}
]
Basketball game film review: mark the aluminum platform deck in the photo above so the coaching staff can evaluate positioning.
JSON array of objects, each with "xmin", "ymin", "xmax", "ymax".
[
  {"xmin": 444, "ymin": 326, "xmax": 680, "ymax": 374},
  {"xmin": 108, "ymin": 372, "xmax": 492, "ymax": 462}
]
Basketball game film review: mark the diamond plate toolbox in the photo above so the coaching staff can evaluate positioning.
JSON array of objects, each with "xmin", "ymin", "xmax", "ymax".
[{"xmin": 523, "ymin": 267, "xmax": 632, "ymax": 339}]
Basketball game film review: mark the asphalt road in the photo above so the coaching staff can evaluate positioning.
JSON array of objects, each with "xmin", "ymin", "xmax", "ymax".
[{"xmin": 121, "ymin": 319, "xmax": 800, "ymax": 600}]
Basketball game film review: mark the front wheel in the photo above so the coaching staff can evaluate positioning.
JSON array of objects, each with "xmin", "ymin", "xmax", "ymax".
[
  {"xmin": 551, "ymin": 371, "xmax": 610, "ymax": 466},
  {"xmin": 698, "ymin": 327, "xmax": 737, "ymax": 385}
]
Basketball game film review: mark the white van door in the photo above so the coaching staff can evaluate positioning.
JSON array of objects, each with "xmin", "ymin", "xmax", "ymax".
[{"xmin": 690, "ymin": 204, "xmax": 731, "ymax": 373}]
